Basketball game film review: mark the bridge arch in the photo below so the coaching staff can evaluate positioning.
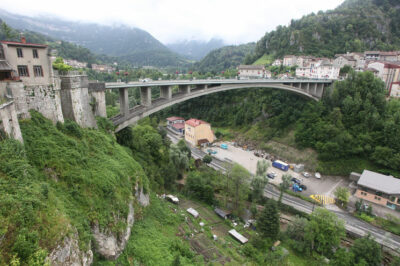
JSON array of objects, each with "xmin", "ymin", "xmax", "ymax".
[{"xmin": 111, "ymin": 81, "xmax": 327, "ymax": 132}]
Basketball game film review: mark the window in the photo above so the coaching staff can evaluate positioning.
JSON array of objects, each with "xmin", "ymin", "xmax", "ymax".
[
  {"xmin": 32, "ymin": 49, "xmax": 38, "ymax": 58},
  {"xmin": 17, "ymin": 65, "xmax": 29, "ymax": 77},
  {"xmin": 0, "ymin": 46, "xmax": 4, "ymax": 59},
  {"xmin": 361, "ymin": 191, "xmax": 367, "ymax": 196},
  {"xmin": 374, "ymin": 196, "xmax": 381, "ymax": 201},
  {"xmin": 17, "ymin": 48, "xmax": 23, "ymax": 58},
  {"xmin": 33, "ymin": 65, "xmax": 43, "ymax": 77}
]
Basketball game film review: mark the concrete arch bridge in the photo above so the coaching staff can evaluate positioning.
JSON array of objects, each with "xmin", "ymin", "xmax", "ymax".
[{"xmin": 100, "ymin": 79, "xmax": 332, "ymax": 132}]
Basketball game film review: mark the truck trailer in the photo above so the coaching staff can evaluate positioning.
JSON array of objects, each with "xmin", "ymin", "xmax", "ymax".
[{"xmin": 272, "ymin": 160, "xmax": 289, "ymax": 171}]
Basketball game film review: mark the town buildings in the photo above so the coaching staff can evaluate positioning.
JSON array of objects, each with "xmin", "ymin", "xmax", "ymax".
[
  {"xmin": 91, "ymin": 64, "xmax": 114, "ymax": 73},
  {"xmin": 237, "ymin": 65, "xmax": 268, "ymax": 79},
  {"xmin": 355, "ymin": 170, "xmax": 400, "ymax": 212},
  {"xmin": 295, "ymin": 58, "xmax": 340, "ymax": 79},
  {"xmin": 283, "ymin": 55, "xmax": 297, "ymax": 67},
  {"xmin": 64, "ymin": 59, "xmax": 87, "ymax": 69},
  {"xmin": 166, "ymin": 116, "xmax": 185, "ymax": 135},
  {"xmin": 367, "ymin": 61, "xmax": 400, "ymax": 96},
  {"xmin": 184, "ymin": 118, "xmax": 215, "ymax": 146}
]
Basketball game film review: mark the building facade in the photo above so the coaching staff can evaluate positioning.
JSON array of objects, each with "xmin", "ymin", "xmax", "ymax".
[
  {"xmin": 166, "ymin": 116, "xmax": 185, "ymax": 135},
  {"xmin": 283, "ymin": 55, "xmax": 297, "ymax": 67},
  {"xmin": 367, "ymin": 61, "xmax": 400, "ymax": 95},
  {"xmin": 355, "ymin": 170, "xmax": 400, "ymax": 211},
  {"xmin": 237, "ymin": 65, "xmax": 266, "ymax": 79},
  {"xmin": 0, "ymin": 37, "xmax": 53, "ymax": 86},
  {"xmin": 184, "ymin": 118, "xmax": 215, "ymax": 146}
]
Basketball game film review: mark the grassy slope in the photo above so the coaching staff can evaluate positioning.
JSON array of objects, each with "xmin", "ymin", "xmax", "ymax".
[{"xmin": 0, "ymin": 111, "xmax": 147, "ymax": 264}]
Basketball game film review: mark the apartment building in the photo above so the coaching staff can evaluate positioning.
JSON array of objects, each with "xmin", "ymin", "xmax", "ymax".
[{"xmin": 184, "ymin": 118, "xmax": 215, "ymax": 146}]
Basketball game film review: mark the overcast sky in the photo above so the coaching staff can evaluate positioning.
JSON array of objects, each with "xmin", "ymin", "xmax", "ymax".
[{"xmin": 2, "ymin": 0, "xmax": 344, "ymax": 44}]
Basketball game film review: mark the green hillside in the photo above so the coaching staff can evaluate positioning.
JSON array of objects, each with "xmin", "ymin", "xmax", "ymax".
[
  {"xmin": 250, "ymin": 0, "xmax": 400, "ymax": 61},
  {"xmin": 194, "ymin": 43, "xmax": 256, "ymax": 73},
  {"xmin": 0, "ymin": 111, "xmax": 148, "ymax": 264}
]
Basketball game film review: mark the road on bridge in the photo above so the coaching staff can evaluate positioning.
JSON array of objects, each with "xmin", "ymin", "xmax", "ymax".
[{"xmin": 166, "ymin": 131, "xmax": 400, "ymax": 252}]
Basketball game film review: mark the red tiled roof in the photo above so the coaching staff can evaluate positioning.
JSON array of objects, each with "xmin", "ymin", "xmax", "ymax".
[
  {"xmin": 185, "ymin": 118, "xmax": 209, "ymax": 127},
  {"xmin": 172, "ymin": 123, "xmax": 185, "ymax": 130},
  {"xmin": 1, "ymin": 41, "xmax": 47, "ymax": 48},
  {"xmin": 167, "ymin": 116, "xmax": 184, "ymax": 121}
]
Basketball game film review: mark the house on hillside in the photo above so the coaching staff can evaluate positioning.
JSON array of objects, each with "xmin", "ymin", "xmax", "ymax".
[
  {"xmin": 166, "ymin": 116, "xmax": 185, "ymax": 135},
  {"xmin": 355, "ymin": 170, "xmax": 400, "ymax": 212},
  {"xmin": 367, "ymin": 61, "xmax": 400, "ymax": 96},
  {"xmin": 184, "ymin": 118, "xmax": 215, "ymax": 146},
  {"xmin": 237, "ymin": 65, "xmax": 266, "ymax": 79},
  {"xmin": 272, "ymin": 59, "xmax": 282, "ymax": 66},
  {"xmin": 0, "ymin": 37, "xmax": 53, "ymax": 86},
  {"xmin": 92, "ymin": 64, "xmax": 114, "ymax": 73},
  {"xmin": 283, "ymin": 55, "xmax": 297, "ymax": 67}
]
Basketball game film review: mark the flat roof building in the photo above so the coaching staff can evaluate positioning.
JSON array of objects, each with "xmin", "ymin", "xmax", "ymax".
[{"xmin": 355, "ymin": 170, "xmax": 400, "ymax": 211}]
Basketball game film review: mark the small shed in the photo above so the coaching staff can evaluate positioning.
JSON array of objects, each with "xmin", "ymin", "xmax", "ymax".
[
  {"xmin": 187, "ymin": 207, "xmax": 199, "ymax": 218},
  {"xmin": 166, "ymin": 194, "xmax": 179, "ymax": 204},
  {"xmin": 214, "ymin": 208, "xmax": 230, "ymax": 219},
  {"xmin": 229, "ymin": 229, "xmax": 248, "ymax": 244}
]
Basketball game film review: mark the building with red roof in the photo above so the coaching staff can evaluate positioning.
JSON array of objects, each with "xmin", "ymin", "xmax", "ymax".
[
  {"xmin": 166, "ymin": 116, "xmax": 185, "ymax": 135},
  {"xmin": 184, "ymin": 118, "xmax": 215, "ymax": 146}
]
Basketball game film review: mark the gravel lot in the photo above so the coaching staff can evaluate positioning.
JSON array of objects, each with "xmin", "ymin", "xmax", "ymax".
[{"xmin": 205, "ymin": 142, "xmax": 349, "ymax": 197}]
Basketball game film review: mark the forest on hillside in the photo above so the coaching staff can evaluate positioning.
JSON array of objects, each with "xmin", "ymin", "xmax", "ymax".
[{"xmin": 247, "ymin": 0, "xmax": 400, "ymax": 62}]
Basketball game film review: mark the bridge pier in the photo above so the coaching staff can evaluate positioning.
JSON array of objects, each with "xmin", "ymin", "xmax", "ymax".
[
  {"xmin": 140, "ymin": 87, "xmax": 152, "ymax": 106},
  {"xmin": 119, "ymin": 87, "xmax": 129, "ymax": 117},
  {"xmin": 160, "ymin": 85, "xmax": 171, "ymax": 99},
  {"xmin": 88, "ymin": 82, "xmax": 106, "ymax": 118},
  {"xmin": 179, "ymin": 85, "xmax": 191, "ymax": 94}
]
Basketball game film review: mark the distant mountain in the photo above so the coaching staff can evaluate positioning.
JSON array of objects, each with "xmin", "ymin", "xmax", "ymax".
[
  {"xmin": 0, "ymin": 9, "xmax": 189, "ymax": 67},
  {"xmin": 250, "ymin": 0, "xmax": 400, "ymax": 62},
  {"xmin": 195, "ymin": 43, "xmax": 256, "ymax": 73},
  {"xmin": 166, "ymin": 38, "xmax": 225, "ymax": 61}
]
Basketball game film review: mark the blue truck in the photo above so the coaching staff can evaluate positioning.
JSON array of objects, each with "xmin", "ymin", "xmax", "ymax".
[{"xmin": 272, "ymin": 160, "xmax": 289, "ymax": 171}]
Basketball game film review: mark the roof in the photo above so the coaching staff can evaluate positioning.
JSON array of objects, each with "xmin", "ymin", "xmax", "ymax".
[
  {"xmin": 197, "ymin": 139, "xmax": 210, "ymax": 145},
  {"xmin": 365, "ymin": 68, "xmax": 379, "ymax": 73},
  {"xmin": 214, "ymin": 208, "xmax": 229, "ymax": 218},
  {"xmin": 357, "ymin": 170, "xmax": 400, "ymax": 195},
  {"xmin": 379, "ymin": 51, "xmax": 400, "ymax": 56},
  {"xmin": 0, "ymin": 60, "xmax": 13, "ymax": 71},
  {"xmin": 172, "ymin": 123, "xmax": 185, "ymax": 130},
  {"xmin": 237, "ymin": 65, "xmax": 265, "ymax": 70},
  {"xmin": 1, "ymin": 41, "xmax": 47, "ymax": 48},
  {"xmin": 185, "ymin": 118, "xmax": 209, "ymax": 127},
  {"xmin": 187, "ymin": 208, "xmax": 199, "ymax": 218},
  {"xmin": 229, "ymin": 229, "xmax": 248, "ymax": 244},
  {"xmin": 167, "ymin": 116, "xmax": 184, "ymax": 121}
]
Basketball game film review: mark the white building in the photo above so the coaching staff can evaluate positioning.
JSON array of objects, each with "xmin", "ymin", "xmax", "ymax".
[
  {"xmin": 272, "ymin": 59, "xmax": 282, "ymax": 66},
  {"xmin": 237, "ymin": 65, "xmax": 266, "ymax": 79},
  {"xmin": 283, "ymin": 55, "xmax": 297, "ymax": 67},
  {"xmin": 295, "ymin": 59, "xmax": 340, "ymax": 80}
]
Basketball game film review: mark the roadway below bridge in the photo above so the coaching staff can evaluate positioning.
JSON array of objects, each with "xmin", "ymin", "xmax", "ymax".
[{"xmin": 166, "ymin": 131, "xmax": 400, "ymax": 253}]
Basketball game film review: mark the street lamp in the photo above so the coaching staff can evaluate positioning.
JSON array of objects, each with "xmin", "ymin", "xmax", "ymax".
[{"xmin": 124, "ymin": 72, "xmax": 129, "ymax": 83}]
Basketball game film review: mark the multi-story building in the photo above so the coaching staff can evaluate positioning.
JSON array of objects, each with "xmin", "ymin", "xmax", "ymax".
[
  {"xmin": 283, "ymin": 55, "xmax": 297, "ymax": 67},
  {"xmin": 184, "ymin": 118, "xmax": 215, "ymax": 146},
  {"xmin": 237, "ymin": 65, "xmax": 266, "ymax": 79},
  {"xmin": 295, "ymin": 59, "xmax": 340, "ymax": 79},
  {"xmin": 367, "ymin": 61, "xmax": 400, "ymax": 95},
  {"xmin": 355, "ymin": 170, "xmax": 400, "ymax": 212},
  {"xmin": 166, "ymin": 116, "xmax": 185, "ymax": 135},
  {"xmin": 91, "ymin": 64, "xmax": 114, "ymax": 73},
  {"xmin": 0, "ymin": 37, "xmax": 53, "ymax": 86},
  {"xmin": 364, "ymin": 51, "xmax": 400, "ymax": 62}
]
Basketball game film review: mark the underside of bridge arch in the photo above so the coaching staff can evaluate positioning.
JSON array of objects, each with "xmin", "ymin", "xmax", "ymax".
[{"xmin": 114, "ymin": 83, "xmax": 321, "ymax": 132}]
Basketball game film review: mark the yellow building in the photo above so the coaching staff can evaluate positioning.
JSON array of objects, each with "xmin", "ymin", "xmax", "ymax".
[{"xmin": 184, "ymin": 118, "xmax": 215, "ymax": 146}]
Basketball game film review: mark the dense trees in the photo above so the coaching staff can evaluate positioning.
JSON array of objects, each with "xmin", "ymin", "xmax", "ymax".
[
  {"xmin": 257, "ymin": 200, "xmax": 280, "ymax": 240},
  {"xmin": 226, "ymin": 164, "xmax": 251, "ymax": 216},
  {"xmin": 250, "ymin": 0, "xmax": 400, "ymax": 62},
  {"xmin": 334, "ymin": 187, "xmax": 350, "ymax": 208}
]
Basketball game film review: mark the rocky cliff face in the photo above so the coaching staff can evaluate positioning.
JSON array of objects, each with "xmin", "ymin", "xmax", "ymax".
[
  {"xmin": 92, "ymin": 201, "xmax": 135, "ymax": 260},
  {"xmin": 47, "ymin": 232, "xmax": 93, "ymax": 266},
  {"xmin": 47, "ymin": 186, "xmax": 150, "ymax": 265}
]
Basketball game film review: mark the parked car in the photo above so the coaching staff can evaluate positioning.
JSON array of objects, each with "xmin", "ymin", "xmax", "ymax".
[
  {"xmin": 299, "ymin": 184, "xmax": 307, "ymax": 190},
  {"xmin": 292, "ymin": 183, "xmax": 303, "ymax": 192},
  {"xmin": 302, "ymin": 172, "xmax": 311, "ymax": 178},
  {"xmin": 267, "ymin": 173, "xmax": 275, "ymax": 179},
  {"xmin": 315, "ymin": 172, "xmax": 321, "ymax": 179},
  {"xmin": 291, "ymin": 177, "xmax": 301, "ymax": 184}
]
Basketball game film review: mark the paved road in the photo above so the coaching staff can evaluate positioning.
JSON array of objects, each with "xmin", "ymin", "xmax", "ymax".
[{"xmin": 166, "ymin": 131, "xmax": 400, "ymax": 252}]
